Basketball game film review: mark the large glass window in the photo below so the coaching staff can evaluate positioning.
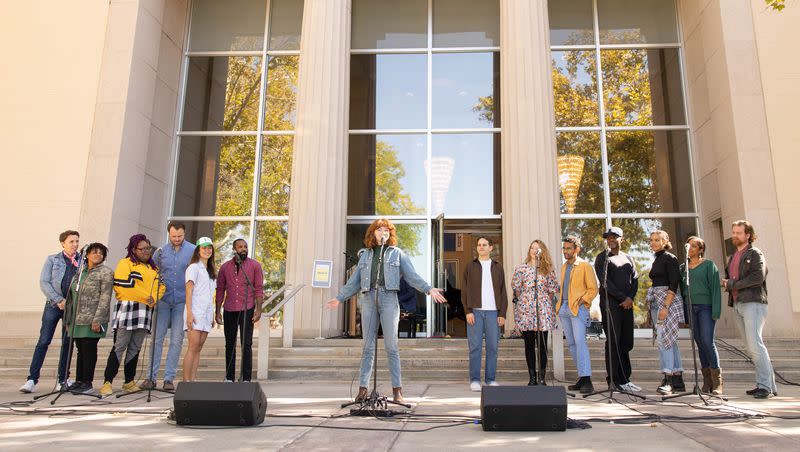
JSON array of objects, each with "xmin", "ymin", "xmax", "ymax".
[
  {"xmin": 550, "ymin": 0, "xmax": 696, "ymax": 328},
  {"xmin": 171, "ymin": 1, "xmax": 303, "ymax": 291},
  {"xmin": 348, "ymin": 0, "xmax": 501, "ymax": 336}
]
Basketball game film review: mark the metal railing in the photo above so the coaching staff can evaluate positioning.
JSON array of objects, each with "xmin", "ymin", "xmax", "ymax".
[{"xmin": 257, "ymin": 284, "xmax": 306, "ymax": 380}]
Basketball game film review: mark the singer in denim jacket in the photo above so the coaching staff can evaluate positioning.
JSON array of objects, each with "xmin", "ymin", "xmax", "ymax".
[{"xmin": 328, "ymin": 219, "xmax": 446, "ymax": 405}]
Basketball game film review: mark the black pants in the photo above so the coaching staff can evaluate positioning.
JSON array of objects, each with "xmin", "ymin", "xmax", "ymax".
[
  {"xmin": 73, "ymin": 337, "xmax": 100, "ymax": 384},
  {"xmin": 522, "ymin": 331, "xmax": 548, "ymax": 373},
  {"xmin": 224, "ymin": 308, "xmax": 254, "ymax": 381},
  {"xmin": 601, "ymin": 302, "xmax": 634, "ymax": 385}
]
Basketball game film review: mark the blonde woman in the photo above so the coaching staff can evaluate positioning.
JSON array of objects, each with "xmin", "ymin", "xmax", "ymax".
[
  {"xmin": 647, "ymin": 230, "xmax": 685, "ymax": 395},
  {"xmin": 512, "ymin": 240, "xmax": 560, "ymax": 385}
]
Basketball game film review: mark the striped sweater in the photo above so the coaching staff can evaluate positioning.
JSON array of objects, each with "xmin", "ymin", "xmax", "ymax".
[{"xmin": 113, "ymin": 257, "xmax": 165, "ymax": 304}]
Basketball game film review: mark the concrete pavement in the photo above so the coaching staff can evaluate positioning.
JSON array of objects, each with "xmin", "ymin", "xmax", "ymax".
[{"xmin": 0, "ymin": 380, "xmax": 798, "ymax": 451}]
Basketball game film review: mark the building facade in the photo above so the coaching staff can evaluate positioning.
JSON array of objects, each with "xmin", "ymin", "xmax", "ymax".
[{"xmin": 2, "ymin": 0, "xmax": 799, "ymax": 339}]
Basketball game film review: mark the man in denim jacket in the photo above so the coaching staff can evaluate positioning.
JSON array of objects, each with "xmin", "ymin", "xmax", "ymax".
[{"xmin": 20, "ymin": 230, "xmax": 81, "ymax": 393}]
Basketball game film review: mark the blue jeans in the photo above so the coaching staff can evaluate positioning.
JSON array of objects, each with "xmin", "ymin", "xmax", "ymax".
[
  {"xmin": 467, "ymin": 309, "xmax": 499, "ymax": 383},
  {"xmin": 27, "ymin": 303, "xmax": 70, "ymax": 383},
  {"xmin": 359, "ymin": 288, "xmax": 401, "ymax": 388},
  {"xmin": 733, "ymin": 302, "xmax": 776, "ymax": 392},
  {"xmin": 559, "ymin": 303, "xmax": 592, "ymax": 377},
  {"xmin": 691, "ymin": 304, "xmax": 720, "ymax": 368},
  {"xmin": 651, "ymin": 307, "xmax": 683, "ymax": 374},
  {"xmin": 148, "ymin": 300, "xmax": 185, "ymax": 381}
]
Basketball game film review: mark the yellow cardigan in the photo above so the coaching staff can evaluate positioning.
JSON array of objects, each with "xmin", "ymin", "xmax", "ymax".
[
  {"xmin": 113, "ymin": 258, "xmax": 165, "ymax": 304},
  {"xmin": 556, "ymin": 257, "xmax": 598, "ymax": 316}
]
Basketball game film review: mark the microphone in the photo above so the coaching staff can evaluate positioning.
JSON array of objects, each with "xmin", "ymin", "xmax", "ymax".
[
  {"xmin": 234, "ymin": 253, "xmax": 242, "ymax": 264},
  {"xmin": 536, "ymin": 248, "xmax": 542, "ymax": 256},
  {"xmin": 685, "ymin": 243, "xmax": 691, "ymax": 253},
  {"xmin": 380, "ymin": 231, "xmax": 389, "ymax": 246}
]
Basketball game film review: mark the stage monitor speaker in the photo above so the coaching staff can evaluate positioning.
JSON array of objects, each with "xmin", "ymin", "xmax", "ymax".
[
  {"xmin": 481, "ymin": 385, "xmax": 567, "ymax": 431},
  {"xmin": 173, "ymin": 381, "xmax": 267, "ymax": 426}
]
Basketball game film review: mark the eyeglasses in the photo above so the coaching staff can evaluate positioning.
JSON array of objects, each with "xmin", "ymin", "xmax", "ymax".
[{"xmin": 135, "ymin": 246, "xmax": 153, "ymax": 252}]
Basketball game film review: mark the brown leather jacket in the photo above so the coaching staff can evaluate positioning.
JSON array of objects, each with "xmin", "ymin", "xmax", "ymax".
[{"xmin": 462, "ymin": 259, "xmax": 508, "ymax": 318}]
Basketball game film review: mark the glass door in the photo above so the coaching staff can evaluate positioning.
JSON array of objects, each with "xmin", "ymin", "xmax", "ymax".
[{"xmin": 430, "ymin": 214, "xmax": 447, "ymax": 337}]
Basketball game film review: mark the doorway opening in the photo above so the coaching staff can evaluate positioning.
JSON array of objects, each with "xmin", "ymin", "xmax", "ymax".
[{"xmin": 431, "ymin": 217, "xmax": 502, "ymax": 338}]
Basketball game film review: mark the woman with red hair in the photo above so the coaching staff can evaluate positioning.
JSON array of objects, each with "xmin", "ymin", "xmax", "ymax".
[{"xmin": 328, "ymin": 218, "xmax": 446, "ymax": 404}]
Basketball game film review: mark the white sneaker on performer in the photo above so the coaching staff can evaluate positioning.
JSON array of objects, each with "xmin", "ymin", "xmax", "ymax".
[
  {"xmin": 57, "ymin": 378, "xmax": 75, "ymax": 391},
  {"xmin": 19, "ymin": 380, "xmax": 36, "ymax": 393},
  {"xmin": 470, "ymin": 381, "xmax": 481, "ymax": 392},
  {"xmin": 487, "ymin": 381, "xmax": 500, "ymax": 386},
  {"xmin": 621, "ymin": 382, "xmax": 642, "ymax": 392},
  {"xmin": 223, "ymin": 379, "xmax": 233, "ymax": 383}
]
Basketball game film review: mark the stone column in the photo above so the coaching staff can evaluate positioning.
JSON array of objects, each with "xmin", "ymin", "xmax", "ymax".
[
  {"xmin": 283, "ymin": 0, "xmax": 351, "ymax": 344},
  {"xmin": 499, "ymin": 0, "xmax": 564, "ymax": 378}
]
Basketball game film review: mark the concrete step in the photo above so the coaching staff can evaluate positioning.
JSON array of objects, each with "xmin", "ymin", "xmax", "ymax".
[{"xmin": 3, "ymin": 336, "xmax": 798, "ymax": 384}]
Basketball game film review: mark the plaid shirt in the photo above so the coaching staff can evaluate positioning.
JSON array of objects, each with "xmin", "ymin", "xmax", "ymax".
[{"xmin": 112, "ymin": 300, "xmax": 154, "ymax": 331}]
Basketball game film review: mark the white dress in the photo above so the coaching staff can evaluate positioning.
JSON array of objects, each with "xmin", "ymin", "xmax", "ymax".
[{"xmin": 184, "ymin": 262, "xmax": 216, "ymax": 332}]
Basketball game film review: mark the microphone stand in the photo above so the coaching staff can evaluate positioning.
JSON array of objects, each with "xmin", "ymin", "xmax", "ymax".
[
  {"xmin": 118, "ymin": 248, "xmax": 172, "ymax": 402},
  {"xmin": 35, "ymin": 246, "xmax": 101, "ymax": 403},
  {"xmin": 662, "ymin": 248, "xmax": 726, "ymax": 404},
  {"xmin": 583, "ymin": 248, "xmax": 645, "ymax": 401},
  {"xmin": 342, "ymin": 237, "xmax": 411, "ymax": 415},
  {"xmin": 533, "ymin": 252, "xmax": 544, "ymax": 386}
]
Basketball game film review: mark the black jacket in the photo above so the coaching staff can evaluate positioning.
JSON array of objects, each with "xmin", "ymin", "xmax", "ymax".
[
  {"xmin": 594, "ymin": 250, "xmax": 639, "ymax": 306},
  {"xmin": 724, "ymin": 245, "xmax": 768, "ymax": 306}
]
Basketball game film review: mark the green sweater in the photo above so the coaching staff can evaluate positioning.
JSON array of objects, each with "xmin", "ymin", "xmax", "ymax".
[{"xmin": 680, "ymin": 259, "xmax": 722, "ymax": 320}]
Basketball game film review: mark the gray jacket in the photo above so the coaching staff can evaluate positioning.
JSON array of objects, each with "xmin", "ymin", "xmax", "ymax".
[
  {"xmin": 40, "ymin": 252, "xmax": 78, "ymax": 307},
  {"xmin": 724, "ymin": 245, "xmax": 768, "ymax": 306},
  {"xmin": 335, "ymin": 246, "xmax": 432, "ymax": 303},
  {"xmin": 66, "ymin": 265, "xmax": 114, "ymax": 327}
]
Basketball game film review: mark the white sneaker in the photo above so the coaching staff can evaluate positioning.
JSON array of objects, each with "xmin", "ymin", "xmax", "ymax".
[
  {"xmin": 223, "ymin": 379, "xmax": 233, "ymax": 383},
  {"xmin": 621, "ymin": 382, "xmax": 642, "ymax": 392},
  {"xmin": 470, "ymin": 381, "xmax": 481, "ymax": 392},
  {"xmin": 487, "ymin": 381, "xmax": 500, "ymax": 386},
  {"xmin": 19, "ymin": 380, "xmax": 36, "ymax": 393},
  {"xmin": 58, "ymin": 378, "xmax": 75, "ymax": 391}
]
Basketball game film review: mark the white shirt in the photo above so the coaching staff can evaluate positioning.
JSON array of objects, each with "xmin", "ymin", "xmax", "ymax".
[
  {"xmin": 185, "ymin": 262, "xmax": 216, "ymax": 315},
  {"xmin": 477, "ymin": 259, "xmax": 497, "ymax": 311}
]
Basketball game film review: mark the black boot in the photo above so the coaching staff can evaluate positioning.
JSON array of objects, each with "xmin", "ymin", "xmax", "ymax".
[
  {"xmin": 568, "ymin": 377, "xmax": 584, "ymax": 391},
  {"xmin": 528, "ymin": 369, "xmax": 538, "ymax": 386},
  {"xmin": 579, "ymin": 377, "xmax": 594, "ymax": 394},
  {"xmin": 538, "ymin": 368, "xmax": 547, "ymax": 386},
  {"xmin": 671, "ymin": 373, "xmax": 686, "ymax": 392}
]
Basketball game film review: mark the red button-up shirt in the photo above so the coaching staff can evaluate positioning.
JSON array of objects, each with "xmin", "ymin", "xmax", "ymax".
[{"xmin": 216, "ymin": 258, "xmax": 265, "ymax": 312}]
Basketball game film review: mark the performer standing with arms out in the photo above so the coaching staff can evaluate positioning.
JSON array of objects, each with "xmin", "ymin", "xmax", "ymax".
[
  {"xmin": 681, "ymin": 236, "xmax": 723, "ymax": 394},
  {"xmin": 65, "ymin": 243, "xmax": 113, "ymax": 394},
  {"xmin": 144, "ymin": 221, "xmax": 195, "ymax": 391},
  {"xmin": 215, "ymin": 239, "xmax": 264, "ymax": 382},
  {"xmin": 463, "ymin": 237, "xmax": 508, "ymax": 391},
  {"xmin": 722, "ymin": 220, "xmax": 777, "ymax": 399},
  {"xmin": 182, "ymin": 237, "xmax": 216, "ymax": 382},
  {"xmin": 512, "ymin": 240, "xmax": 559, "ymax": 386},
  {"xmin": 594, "ymin": 227, "xmax": 642, "ymax": 392},
  {"xmin": 647, "ymin": 230, "xmax": 685, "ymax": 395},
  {"xmin": 328, "ymin": 219, "xmax": 446, "ymax": 403},
  {"xmin": 99, "ymin": 235, "xmax": 165, "ymax": 397},
  {"xmin": 557, "ymin": 236, "xmax": 599, "ymax": 394},
  {"xmin": 20, "ymin": 230, "xmax": 81, "ymax": 393}
]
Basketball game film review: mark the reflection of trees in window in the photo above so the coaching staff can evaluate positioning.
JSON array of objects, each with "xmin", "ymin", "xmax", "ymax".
[
  {"xmin": 213, "ymin": 137, "xmax": 257, "ymax": 217},
  {"xmin": 222, "ymin": 56, "xmax": 262, "ymax": 131},
  {"xmin": 552, "ymin": 50, "xmax": 598, "ymax": 127},
  {"xmin": 255, "ymin": 221, "xmax": 289, "ymax": 293},
  {"xmin": 375, "ymin": 140, "xmax": 423, "ymax": 255},
  {"xmin": 265, "ymin": 56, "xmax": 299, "ymax": 130}
]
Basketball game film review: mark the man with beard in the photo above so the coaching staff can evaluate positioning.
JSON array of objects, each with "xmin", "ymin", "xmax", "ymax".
[
  {"xmin": 722, "ymin": 220, "xmax": 776, "ymax": 399},
  {"xmin": 215, "ymin": 239, "xmax": 264, "ymax": 382}
]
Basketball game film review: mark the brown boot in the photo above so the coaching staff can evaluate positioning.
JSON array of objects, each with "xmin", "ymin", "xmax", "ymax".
[
  {"xmin": 392, "ymin": 387, "xmax": 405, "ymax": 404},
  {"xmin": 710, "ymin": 368, "xmax": 723, "ymax": 395},
  {"xmin": 355, "ymin": 386, "xmax": 368, "ymax": 403},
  {"xmin": 701, "ymin": 368, "xmax": 711, "ymax": 393}
]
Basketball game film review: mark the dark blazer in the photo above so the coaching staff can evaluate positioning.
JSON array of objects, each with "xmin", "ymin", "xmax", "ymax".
[
  {"xmin": 462, "ymin": 259, "xmax": 508, "ymax": 318},
  {"xmin": 724, "ymin": 245, "xmax": 768, "ymax": 307}
]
